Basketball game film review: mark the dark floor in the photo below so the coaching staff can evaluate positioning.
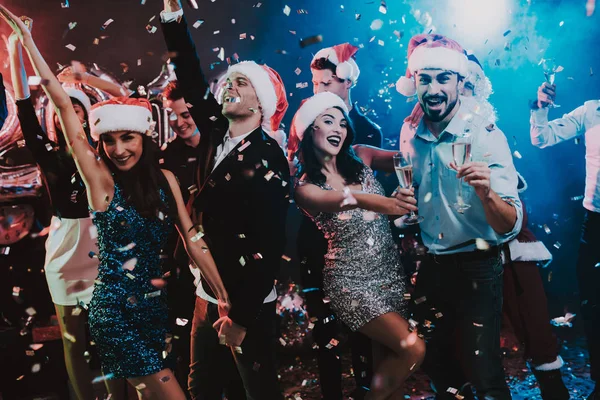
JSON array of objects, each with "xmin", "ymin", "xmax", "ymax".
[{"xmin": 278, "ymin": 336, "xmax": 594, "ymax": 399}]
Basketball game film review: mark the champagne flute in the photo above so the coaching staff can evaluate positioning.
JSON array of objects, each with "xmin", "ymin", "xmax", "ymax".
[
  {"xmin": 541, "ymin": 58, "xmax": 560, "ymax": 108},
  {"xmin": 452, "ymin": 138, "xmax": 472, "ymax": 213},
  {"xmin": 393, "ymin": 152, "xmax": 424, "ymax": 225}
]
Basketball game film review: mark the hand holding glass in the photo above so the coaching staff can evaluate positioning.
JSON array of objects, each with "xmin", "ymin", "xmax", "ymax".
[
  {"xmin": 393, "ymin": 152, "xmax": 423, "ymax": 225},
  {"xmin": 541, "ymin": 58, "xmax": 560, "ymax": 108}
]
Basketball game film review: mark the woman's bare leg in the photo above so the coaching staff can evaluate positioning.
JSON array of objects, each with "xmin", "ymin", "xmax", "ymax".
[
  {"xmin": 359, "ymin": 312, "xmax": 425, "ymax": 400},
  {"xmin": 55, "ymin": 304, "xmax": 95, "ymax": 400},
  {"xmin": 128, "ymin": 369, "xmax": 186, "ymax": 400}
]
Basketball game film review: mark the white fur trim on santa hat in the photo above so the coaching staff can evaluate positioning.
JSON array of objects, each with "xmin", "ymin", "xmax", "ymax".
[
  {"xmin": 507, "ymin": 239, "xmax": 553, "ymax": 264},
  {"xmin": 294, "ymin": 92, "xmax": 348, "ymax": 141},
  {"xmin": 64, "ymin": 86, "xmax": 92, "ymax": 117},
  {"xmin": 90, "ymin": 104, "xmax": 153, "ymax": 141},
  {"xmin": 396, "ymin": 76, "xmax": 417, "ymax": 97},
  {"xmin": 312, "ymin": 47, "xmax": 360, "ymax": 83},
  {"xmin": 223, "ymin": 61, "xmax": 277, "ymax": 123},
  {"xmin": 408, "ymin": 46, "xmax": 469, "ymax": 77},
  {"xmin": 532, "ymin": 356, "xmax": 564, "ymax": 371}
]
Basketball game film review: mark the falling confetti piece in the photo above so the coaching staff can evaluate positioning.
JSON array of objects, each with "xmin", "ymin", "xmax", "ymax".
[
  {"xmin": 299, "ymin": 35, "xmax": 323, "ymax": 48},
  {"xmin": 31, "ymin": 364, "xmax": 41, "ymax": 373},
  {"xmin": 159, "ymin": 376, "xmax": 170, "ymax": 383},
  {"xmin": 370, "ymin": 19, "xmax": 384, "ymax": 30},
  {"xmin": 503, "ymin": 29, "xmax": 512, "ymax": 36},
  {"xmin": 193, "ymin": 20, "xmax": 204, "ymax": 29},
  {"xmin": 379, "ymin": 2, "xmax": 387, "ymax": 14},
  {"xmin": 176, "ymin": 318, "xmax": 189, "ymax": 326},
  {"xmin": 283, "ymin": 5, "xmax": 291, "ymax": 16},
  {"xmin": 135, "ymin": 383, "xmax": 147, "ymax": 390},
  {"xmin": 102, "ymin": 19, "xmax": 115, "ymax": 30},
  {"xmin": 513, "ymin": 150, "xmax": 522, "ymax": 159},
  {"xmin": 144, "ymin": 290, "xmax": 161, "ymax": 299},
  {"xmin": 553, "ymin": 241, "xmax": 562, "ymax": 249},
  {"xmin": 551, "ymin": 312, "xmax": 576, "ymax": 327},
  {"xmin": 543, "ymin": 224, "xmax": 551, "ymax": 234},
  {"xmin": 117, "ymin": 242, "xmax": 136, "ymax": 252},
  {"xmin": 63, "ymin": 332, "xmax": 76, "ymax": 343},
  {"xmin": 559, "ymin": 20, "xmax": 564, "ymax": 26}
]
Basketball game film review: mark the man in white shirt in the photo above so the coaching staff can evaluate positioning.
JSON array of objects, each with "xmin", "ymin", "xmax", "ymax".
[
  {"xmin": 398, "ymin": 33, "xmax": 522, "ymax": 399},
  {"xmin": 531, "ymin": 82, "xmax": 600, "ymax": 400},
  {"xmin": 161, "ymin": 1, "xmax": 290, "ymax": 399}
]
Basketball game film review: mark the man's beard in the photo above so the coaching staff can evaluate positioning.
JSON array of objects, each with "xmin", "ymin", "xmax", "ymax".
[{"xmin": 422, "ymin": 96, "xmax": 458, "ymax": 123}]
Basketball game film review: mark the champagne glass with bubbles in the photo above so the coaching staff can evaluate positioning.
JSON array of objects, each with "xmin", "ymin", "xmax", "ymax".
[
  {"xmin": 393, "ymin": 152, "xmax": 424, "ymax": 225},
  {"xmin": 541, "ymin": 58, "xmax": 560, "ymax": 108},
  {"xmin": 452, "ymin": 136, "xmax": 472, "ymax": 213}
]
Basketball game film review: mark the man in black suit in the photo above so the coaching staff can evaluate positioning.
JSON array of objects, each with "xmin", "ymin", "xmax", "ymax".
[{"xmin": 160, "ymin": 2, "xmax": 289, "ymax": 399}]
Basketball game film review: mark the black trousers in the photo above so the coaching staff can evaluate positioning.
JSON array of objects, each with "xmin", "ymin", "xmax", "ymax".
[
  {"xmin": 188, "ymin": 297, "xmax": 281, "ymax": 400},
  {"xmin": 297, "ymin": 219, "xmax": 372, "ymax": 399},
  {"xmin": 576, "ymin": 210, "xmax": 600, "ymax": 382},
  {"xmin": 413, "ymin": 248, "xmax": 511, "ymax": 400}
]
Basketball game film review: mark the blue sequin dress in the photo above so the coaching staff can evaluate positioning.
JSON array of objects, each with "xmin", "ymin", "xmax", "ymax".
[{"xmin": 89, "ymin": 183, "xmax": 174, "ymax": 379}]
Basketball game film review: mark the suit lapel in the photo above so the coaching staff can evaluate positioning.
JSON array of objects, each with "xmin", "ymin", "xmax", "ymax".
[{"xmin": 196, "ymin": 127, "xmax": 265, "ymax": 204}]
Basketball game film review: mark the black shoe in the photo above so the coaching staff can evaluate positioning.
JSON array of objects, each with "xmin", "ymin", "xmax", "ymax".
[{"xmin": 531, "ymin": 368, "xmax": 570, "ymax": 400}]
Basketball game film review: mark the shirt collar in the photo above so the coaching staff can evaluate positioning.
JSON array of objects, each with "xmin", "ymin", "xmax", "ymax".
[
  {"xmin": 415, "ymin": 99, "xmax": 468, "ymax": 142},
  {"xmin": 222, "ymin": 128, "xmax": 255, "ymax": 147}
]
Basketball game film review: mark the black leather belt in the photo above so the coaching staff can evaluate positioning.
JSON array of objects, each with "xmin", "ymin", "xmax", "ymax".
[{"xmin": 428, "ymin": 245, "xmax": 501, "ymax": 264}]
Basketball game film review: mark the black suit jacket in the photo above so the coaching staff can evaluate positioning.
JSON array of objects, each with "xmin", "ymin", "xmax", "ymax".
[{"xmin": 161, "ymin": 15, "xmax": 290, "ymax": 328}]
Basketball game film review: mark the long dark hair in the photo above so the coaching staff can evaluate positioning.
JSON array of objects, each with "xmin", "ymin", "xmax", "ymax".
[
  {"xmin": 297, "ymin": 106, "xmax": 364, "ymax": 185},
  {"xmin": 98, "ymin": 133, "xmax": 178, "ymax": 221},
  {"xmin": 55, "ymin": 97, "xmax": 94, "ymax": 150}
]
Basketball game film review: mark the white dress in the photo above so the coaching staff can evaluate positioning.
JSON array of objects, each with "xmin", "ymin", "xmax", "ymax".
[{"xmin": 44, "ymin": 216, "xmax": 99, "ymax": 305}]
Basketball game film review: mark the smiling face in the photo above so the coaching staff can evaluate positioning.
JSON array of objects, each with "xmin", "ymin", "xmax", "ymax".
[
  {"xmin": 415, "ymin": 69, "xmax": 462, "ymax": 122},
  {"xmin": 101, "ymin": 131, "xmax": 144, "ymax": 171},
  {"xmin": 310, "ymin": 107, "xmax": 348, "ymax": 158},
  {"xmin": 311, "ymin": 68, "xmax": 350, "ymax": 101},
  {"xmin": 165, "ymin": 97, "xmax": 198, "ymax": 140},
  {"xmin": 221, "ymin": 72, "xmax": 261, "ymax": 120}
]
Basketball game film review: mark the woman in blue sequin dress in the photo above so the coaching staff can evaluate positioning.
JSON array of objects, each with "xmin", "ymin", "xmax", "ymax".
[
  {"xmin": 292, "ymin": 93, "xmax": 425, "ymax": 399},
  {"xmin": 2, "ymin": 8, "xmax": 230, "ymax": 398}
]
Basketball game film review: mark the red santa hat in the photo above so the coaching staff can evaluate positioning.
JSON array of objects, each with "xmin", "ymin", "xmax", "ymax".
[
  {"xmin": 221, "ymin": 61, "xmax": 288, "ymax": 132},
  {"xmin": 396, "ymin": 34, "xmax": 469, "ymax": 97},
  {"xmin": 311, "ymin": 43, "xmax": 360, "ymax": 84},
  {"xmin": 63, "ymin": 86, "xmax": 92, "ymax": 117},
  {"xmin": 290, "ymin": 92, "xmax": 348, "ymax": 142},
  {"xmin": 90, "ymin": 97, "xmax": 154, "ymax": 141}
]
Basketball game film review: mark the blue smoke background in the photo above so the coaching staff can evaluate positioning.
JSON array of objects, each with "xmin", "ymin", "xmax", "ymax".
[{"xmin": 0, "ymin": 0, "xmax": 598, "ymax": 309}]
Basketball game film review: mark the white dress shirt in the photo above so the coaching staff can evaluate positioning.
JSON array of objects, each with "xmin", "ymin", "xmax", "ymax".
[{"xmin": 530, "ymin": 100, "xmax": 600, "ymax": 213}]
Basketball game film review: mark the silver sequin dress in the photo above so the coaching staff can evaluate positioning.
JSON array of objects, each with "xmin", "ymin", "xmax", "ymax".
[{"xmin": 303, "ymin": 167, "xmax": 409, "ymax": 331}]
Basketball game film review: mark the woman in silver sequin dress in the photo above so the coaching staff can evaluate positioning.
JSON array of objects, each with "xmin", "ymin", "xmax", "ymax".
[{"xmin": 292, "ymin": 92, "xmax": 425, "ymax": 399}]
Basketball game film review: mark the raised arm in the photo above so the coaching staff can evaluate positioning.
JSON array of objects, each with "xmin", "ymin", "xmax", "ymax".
[
  {"xmin": 163, "ymin": 169, "xmax": 229, "ymax": 304},
  {"xmin": 160, "ymin": 0, "xmax": 225, "ymax": 133},
  {"xmin": 8, "ymin": 33, "xmax": 28, "ymax": 100},
  {"xmin": 8, "ymin": 32, "xmax": 61, "ymax": 169},
  {"xmin": 530, "ymin": 83, "xmax": 587, "ymax": 148},
  {"xmin": 0, "ymin": 6, "xmax": 113, "ymax": 211},
  {"xmin": 57, "ymin": 66, "xmax": 130, "ymax": 98}
]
